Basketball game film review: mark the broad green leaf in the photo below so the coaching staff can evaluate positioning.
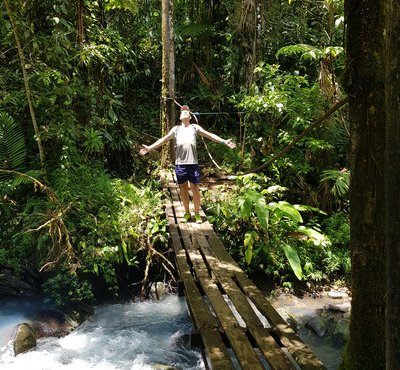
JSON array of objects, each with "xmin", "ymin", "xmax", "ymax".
[
  {"xmin": 244, "ymin": 231, "xmax": 257, "ymax": 265},
  {"xmin": 244, "ymin": 231, "xmax": 257, "ymax": 248},
  {"xmin": 245, "ymin": 189, "xmax": 262, "ymax": 203},
  {"xmin": 276, "ymin": 201, "xmax": 303, "ymax": 223},
  {"xmin": 282, "ymin": 244, "xmax": 303, "ymax": 280},
  {"xmin": 297, "ymin": 226, "xmax": 331, "ymax": 246},
  {"xmin": 254, "ymin": 196, "xmax": 269, "ymax": 231},
  {"xmin": 240, "ymin": 195, "xmax": 252, "ymax": 220},
  {"xmin": 294, "ymin": 204, "xmax": 327, "ymax": 215},
  {"xmin": 245, "ymin": 245, "xmax": 253, "ymax": 265},
  {"xmin": 121, "ymin": 240, "xmax": 129, "ymax": 261}
]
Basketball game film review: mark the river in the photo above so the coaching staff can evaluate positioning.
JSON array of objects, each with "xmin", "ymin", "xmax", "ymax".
[
  {"xmin": 0, "ymin": 295, "xmax": 204, "ymax": 370},
  {"xmin": 0, "ymin": 293, "xmax": 345, "ymax": 369}
]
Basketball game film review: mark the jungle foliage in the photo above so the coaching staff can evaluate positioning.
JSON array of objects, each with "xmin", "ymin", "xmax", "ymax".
[{"xmin": 0, "ymin": 0, "xmax": 349, "ymax": 303}]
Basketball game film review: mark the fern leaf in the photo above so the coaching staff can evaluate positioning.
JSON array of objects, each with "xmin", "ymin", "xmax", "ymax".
[
  {"xmin": 276, "ymin": 44, "xmax": 323, "ymax": 61},
  {"xmin": 0, "ymin": 112, "xmax": 26, "ymax": 171}
]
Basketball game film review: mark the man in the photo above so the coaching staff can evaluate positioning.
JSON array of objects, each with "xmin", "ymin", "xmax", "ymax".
[{"xmin": 139, "ymin": 105, "xmax": 236, "ymax": 223}]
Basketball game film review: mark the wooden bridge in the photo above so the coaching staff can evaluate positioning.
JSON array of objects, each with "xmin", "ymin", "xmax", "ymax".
[{"xmin": 162, "ymin": 171, "xmax": 327, "ymax": 370}]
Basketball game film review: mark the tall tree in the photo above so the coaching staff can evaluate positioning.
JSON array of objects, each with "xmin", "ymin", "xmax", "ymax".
[
  {"xmin": 385, "ymin": 0, "xmax": 400, "ymax": 368},
  {"xmin": 342, "ymin": 0, "xmax": 386, "ymax": 368},
  {"xmin": 161, "ymin": 0, "xmax": 175, "ymax": 165},
  {"xmin": 77, "ymin": 0, "xmax": 85, "ymax": 47}
]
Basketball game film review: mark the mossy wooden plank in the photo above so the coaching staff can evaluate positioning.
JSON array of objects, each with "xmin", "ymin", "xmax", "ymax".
[
  {"xmin": 168, "ymin": 225, "xmax": 214, "ymax": 331},
  {"xmin": 223, "ymin": 327, "xmax": 265, "ymax": 370},
  {"xmin": 192, "ymin": 217, "xmax": 326, "ymax": 369},
  {"xmin": 197, "ymin": 281, "xmax": 265, "ymax": 370}
]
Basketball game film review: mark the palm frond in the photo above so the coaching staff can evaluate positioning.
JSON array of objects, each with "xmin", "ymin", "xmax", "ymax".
[
  {"xmin": 10, "ymin": 170, "xmax": 42, "ymax": 188},
  {"xmin": 0, "ymin": 112, "xmax": 27, "ymax": 171},
  {"xmin": 276, "ymin": 44, "xmax": 323, "ymax": 62},
  {"xmin": 320, "ymin": 169, "xmax": 349, "ymax": 198}
]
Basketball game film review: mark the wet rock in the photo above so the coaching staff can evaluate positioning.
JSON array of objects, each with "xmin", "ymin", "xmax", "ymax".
[
  {"xmin": 66, "ymin": 301, "xmax": 95, "ymax": 324},
  {"xmin": 31, "ymin": 308, "xmax": 79, "ymax": 338},
  {"xmin": 324, "ymin": 302, "xmax": 351, "ymax": 313},
  {"xmin": 13, "ymin": 323, "xmax": 37, "ymax": 355},
  {"xmin": 305, "ymin": 315, "xmax": 328, "ymax": 337},
  {"xmin": 151, "ymin": 364, "xmax": 179, "ymax": 370},
  {"xmin": 327, "ymin": 291, "xmax": 348, "ymax": 299},
  {"xmin": 170, "ymin": 332, "xmax": 191, "ymax": 348},
  {"xmin": 332, "ymin": 318, "xmax": 350, "ymax": 344},
  {"xmin": 0, "ymin": 272, "xmax": 33, "ymax": 296},
  {"xmin": 149, "ymin": 282, "xmax": 169, "ymax": 299}
]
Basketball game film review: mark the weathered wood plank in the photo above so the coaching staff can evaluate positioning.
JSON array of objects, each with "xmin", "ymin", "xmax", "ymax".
[
  {"xmin": 199, "ymin": 327, "xmax": 235, "ymax": 370},
  {"xmin": 180, "ymin": 223, "xmax": 265, "ymax": 370},
  {"xmin": 188, "ymin": 211, "xmax": 326, "ymax": 369},
  {"xmin": 234, "ymin": 273, "xmax": 327, "ymax": 370},
  {"xmin": 168, "ymin": 225, "xmax": 234, "ymax": 369},
  {"xmin": 192, "ymin": 225, "xmax": 297, "ymax": 370}
]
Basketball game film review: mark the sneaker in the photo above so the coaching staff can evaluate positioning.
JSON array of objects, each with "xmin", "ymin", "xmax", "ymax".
[
  {"xmin": 183, "ymin": 212, "xmax": 191, "ymax": 223},
  {"xmin": 194, "ymin": 213, "xmax": 202, "ymax": 224}
]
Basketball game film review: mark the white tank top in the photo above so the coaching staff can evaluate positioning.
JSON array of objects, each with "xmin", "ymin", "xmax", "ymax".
[{"xmin": 174, "ymin": 124, "xmax": 198, "ymax": 164}]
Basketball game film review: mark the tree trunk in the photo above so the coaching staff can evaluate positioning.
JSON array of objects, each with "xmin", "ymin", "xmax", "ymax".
[
  {"xmin": 342, "ymin": 0, "xmax": 386, "ymax": 369},
  {"xmin": 77, "ymin": 0, "xmax": 84, "ymax": 47},
  {"xmin": 384, "ymin": 1, "xmax": 400, "ymax": 368},
  {"xmin": 161, "ymin": 0, "xmax": 175, "ymax": 166}
]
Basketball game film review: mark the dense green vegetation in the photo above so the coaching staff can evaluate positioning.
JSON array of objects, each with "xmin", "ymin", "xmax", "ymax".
[{"xmin": 0, "ymin": 0, "xmax": 349, "ymax": 305}]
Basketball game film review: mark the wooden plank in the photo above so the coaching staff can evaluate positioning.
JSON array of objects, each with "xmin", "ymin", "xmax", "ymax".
[
  {"xmin": 179, "ymin": 224, "xmax": 265, "ymax": 370},
  {"xmin": 234, "ymin": 273, "xmax": 327, "ymax": 370},
  {"xmin": 190, "ymin": 218, "xmax": 326, "ymax": 369},
  {"xmin": 249, "ymin": 326, "xmax": 297, "ymax": 370},
  {"xmin": 168, "ymin": 225, "xmax": 234, "ymax": 370},
  {"xmin": 163, "ymin": 172, "xmax": 235, "ymax": 368},
  {"xmin": 199, "ymin": 327, "xmax": 235, "ymax": 370},
  {"xmin": 192, "ymin": 225, "xmax": 297, "ymax": 370},
  {"xmin": 169, "ymin": 225, "xmax": 212, "ymax": 329}
]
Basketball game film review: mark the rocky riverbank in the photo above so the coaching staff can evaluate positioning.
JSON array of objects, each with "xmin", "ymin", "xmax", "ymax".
[{"xmin": 270, "ymin": 287, "xmax": 351, "ymax": 370}]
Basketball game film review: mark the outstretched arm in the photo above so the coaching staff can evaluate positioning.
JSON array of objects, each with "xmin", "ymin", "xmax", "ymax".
[
  {"xmin": 139, "ymin": 128, "xmax": 175, "ymax": 156},
  {"xmin": 195, "ymin": 124, "xmax": 236, "ymax": 149}
]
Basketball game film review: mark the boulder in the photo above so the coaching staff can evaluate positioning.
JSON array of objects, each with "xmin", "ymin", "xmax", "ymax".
[
  {"xmin": 31, "ymin": 308, "xmax": 78, "ymax": 338},
  {"xmin": 13, "ymin": 323, "xmax": 37, "ymax": 355},
  {"xmin": 305, "ymin": 315, "xmax": 328, "ymax": 337},
  {"xmin": 327, "ymin": 291, "xmax": 348, "ymax": 299},
  {"xmin": 324, "ymin": 302, "xmax": 351, "ymax": 313},
  {"xmin": 170, "ymin": 332, "xmax": 191, "ymax": 348},
  {"xmin": 332, "ymin": 318, "xmax": 350, "ymax": 344}
]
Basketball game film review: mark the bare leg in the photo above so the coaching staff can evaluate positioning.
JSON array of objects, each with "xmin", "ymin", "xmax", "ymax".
[
  {"xmin": 179, "ymin": 181, "xmax": 190, "ymax": 213},
  {"xmin": 190, "ymin": 182, "xmax": 201, "ymax": 214}
]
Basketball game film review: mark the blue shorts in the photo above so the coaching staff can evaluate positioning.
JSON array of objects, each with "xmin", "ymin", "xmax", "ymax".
[{"xmin": 175, "ymin": 164, "xmax": 201, "ymax": 185}]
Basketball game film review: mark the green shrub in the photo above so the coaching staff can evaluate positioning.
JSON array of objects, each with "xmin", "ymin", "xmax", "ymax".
[
  {"xmin": 41, "ymin": 270, "xmax": 94, "ymax": 306},
  {"xmin": 204, "ymin": 173, "xmax": 350, "ymax": 287}
]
